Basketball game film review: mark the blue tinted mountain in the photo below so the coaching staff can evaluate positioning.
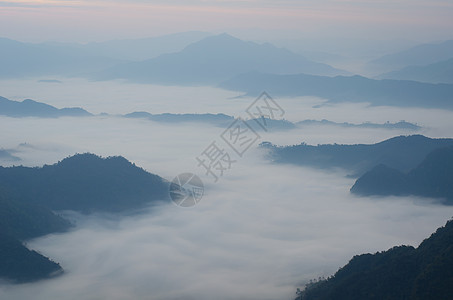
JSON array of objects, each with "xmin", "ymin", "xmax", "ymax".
[
  {"xmin": 0, "ymin": 37, "xmax": 122, "ymax": 78},
  {"xmin": 0, "ymin": 153, "xmax": 169, "ymax": 283},
  {"xmin": 262, "ymin": 135, "xmax": 453, "ymax": 176},
  {"xmin": 297, "ymin": 120, "xmax": 420, "ymax": 131},
  {"xmin": 77, "ymin": 31, "xmax": 211, "ymax": 61},
  {"xmin": 0, "ymin": 230, "xmax": 63, "ymax": 284},
  {"xmin": 378, "ymin": 58, "xmax": 453, "ymax": 84},
  {"xmin": 369, "ymin": 39, "xmax": 453, "ymax": 72},
  {"xmin": 351, "ymin": 146, "xmax": 453, "ymax": 204},
  {"xmin": 97, "ymin": 33, "xmax": 347, "ymax": 85},
  {"xmin": 220, "ymin": 72, "xmax": 453, "ymax": 109},
  {"xmin": 0, "ymin": 153, "xmax": 169, "ymax": 212},
  {"xmin": 124, "ymin": 111, "xmax": 234, "ymax": 125},
  {"xmin": 0, "ymin": 96, "xmax": 91, "ymax": 117},
  {"xmin": 0, "ymin": 193, "xmax": 71, "ymax": 283},
  {"xmin": 124, "ymin": 112, "xmax": 295, "ymax": 131},
  {"xmin": 298, "ymin": 219, "xmax": 453, "ymax": 299},
  {"xmin": 0, "ymin": 149, "xmax": 20, "ymax": 162}
]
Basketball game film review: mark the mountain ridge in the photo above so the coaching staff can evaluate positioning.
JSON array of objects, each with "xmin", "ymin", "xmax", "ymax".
[
  {"xmin": 0, "ymin": 96, "xmax": 91, "ymax": 118},
  {"xmin": 298, "ymin": 219, "xmax": 453, "ymax": 299},
  {"xmin": 96, "ymin": 33, "xmax": 347, "ymax": 85},
  {"xmin": 262, "ymin": 135, "xmax": 453, "ymax": 176},
  {"xmin": 351, "ymin": 146, "xmax": 453, "ymax": 203},
  {"xmin": 220, "ymin": 71, "xmax": 453, "ymax": 109}
]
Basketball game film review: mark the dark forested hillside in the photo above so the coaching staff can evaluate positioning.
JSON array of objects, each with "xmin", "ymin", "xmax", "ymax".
[
  {"xmin": 0, "ymin": 231, "xmax": 63, "ymax": 284},
  {"xmin": 0, "ymin": 153, "xmax": 169, "ymax": 283},
  {"xmin": 298, "ymin": 219, "xmax": 453, "ymax": 300},
  {"xmin": 262, "ymin": 135, "xmax": 453, "ymax": 176},
  {"xmin": 0, "ymin": 193, "xmax": 72, "ymax": 240},
  {"xmin": 0, "ymin": 153, "xmax": 169, "ymax": 212},
  {"xmin": 0, "ymin": 193, "xmax": 71, "ymax": 283},
  {"xmin": 351, "ymin": 146, "xmax": 453, "ymax": 204}
]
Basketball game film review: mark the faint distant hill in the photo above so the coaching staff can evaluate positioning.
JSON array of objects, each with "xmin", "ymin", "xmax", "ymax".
[
  {"xmin": 0, "ymin": 153, "xmax": 169, "ymax": 212},
  {"xmin": 297, "ymin": 120, "xmax": 420, "ymax": 131},
  {"xmin": 0, "ymin": 96, "xmax": 91, "ymax": 118},
  {"xmin": 220, "ymin": 72, "xmax": 453, "ymax": 109},
  {"xmin": 261, "ymin": 135, "xmax": 453, "ymax": 176},
  {"xmin": 97, "ymin": 33, "xmax": 348, "ymax": 85},
  {"xmin": 298, "ymin": 219, "xmax": 453, "ymax": 299},
  {"xmin": 125, "ymin": 112, "xmax": 417, "ymax": 132},
  {"xmin": 124, "ymin": 111, "xmax": 234, "ymax": 125},
  {"xmin": 351, "ymin": 146, "xmax": 453, "ymax": 204},
  {"xmin": 0, "ymin": 37, "xmax": 122, "ymax": 78},
  {"xmin": 76, "ymin": 31, "xmax": 211, "ymax": 61},
  {"xmin": 0, "ymin": 149, "xmax": 20, "ymax": 162},
  {"xmin": 368, "ymin": 40, "xmax": 453, "ymax": 73},
  {"xmin": 378, "ymin": 58, "xmax": 453, "ymax": 84},
  {"xmin": 124, "ymin": 111, "xmax": 296, "ymax": 131}
]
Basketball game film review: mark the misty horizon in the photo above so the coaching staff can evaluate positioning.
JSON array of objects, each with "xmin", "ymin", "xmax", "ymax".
[{"xmin": 1, "ymin": 1, "xmax": 453, "ymax": 299}]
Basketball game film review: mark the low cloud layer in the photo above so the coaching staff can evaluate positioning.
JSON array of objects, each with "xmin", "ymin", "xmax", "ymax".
[{"xmin": 1, "ymin": 80, "xmax": 453, "ymax": 299}]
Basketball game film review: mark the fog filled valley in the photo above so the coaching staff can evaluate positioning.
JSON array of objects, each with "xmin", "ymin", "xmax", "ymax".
[
  {"xmin": 1, "ymin": 2, "xmax": 453, "ymax": 298},
  {"xmin": 0, "ymin": 77, "xmax": 453, "ymax": 299}
]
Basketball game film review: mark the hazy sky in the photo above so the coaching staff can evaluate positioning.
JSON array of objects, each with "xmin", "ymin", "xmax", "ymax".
[{"xmin": 0, "ymin": 0, "xmax": 452, "ymax": 43}]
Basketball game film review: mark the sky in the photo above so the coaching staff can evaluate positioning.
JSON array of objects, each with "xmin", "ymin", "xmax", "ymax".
[{"xmin": 0, "ymin": 0, "xmax": 452, "ymax": 43}]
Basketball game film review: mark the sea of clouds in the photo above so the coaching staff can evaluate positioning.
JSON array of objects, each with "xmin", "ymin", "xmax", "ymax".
[{"xmin": 1, "ymin": 78, "xmax": 453, "ymax": 299}]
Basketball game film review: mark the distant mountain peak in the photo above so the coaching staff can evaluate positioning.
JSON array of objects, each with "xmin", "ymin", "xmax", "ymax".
[{"xmin": 0, "ymin": 96, "xmax": 92, "ymax": 118}]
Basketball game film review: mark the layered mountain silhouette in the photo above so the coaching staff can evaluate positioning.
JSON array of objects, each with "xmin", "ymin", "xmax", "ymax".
[
  {"xmin": 0, "ymin": 96, "xmax": 421, "ymax": 132},
  {"xmin": 76, "ymin": 31, "xmax": 211, "ymax": 61},
  {"xmin": 262, "ymin": 135, "xmax": 453, "ymax": 176},
  {"xmin": 351, "ymin": 146, "xmax": 453, "ymax": 204},
  {"xmin": 298, "ymin": 219, "xmax": 453, "ymax": 300},
  {"xmin": 0, "ymin": 37, "xmax": 122, "ymax": 78},
  {"xmin": 220, "ymin": 72, "xmax": 453, "ymax": 109},
  {"xmin": 97, "ymin": 33, "xmax": 347, "ymax": 85},
  {"xmin": 0, "ymin": 153, "xmax": 169, "ymax": 283},
  {"xmin": 297, "ymin": 120, "xmax": 420, "ymax": 131},
  {"xmin": 379, "ymin": 58, "xmax": 453, "ymax": 84},
  {"xmin": 0, "ymin": 96, "xmax": 91, "ymax": 118},
  {"xmin": 368, "ymin": 40, "xmax": 453, "ymax": 72},
  {"xmin": 124, "ymin": 111, "xmax": 417, "ymax": 132}
]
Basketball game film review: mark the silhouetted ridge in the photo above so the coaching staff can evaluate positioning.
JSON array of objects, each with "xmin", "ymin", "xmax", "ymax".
[
  {"xmin": 298, "ymin": 219, "xmax": 453, "ymax": 300},
  {"xmin": 262, "ymin": 135, "xmax": 453, "ymax": 176},
  {"xmin": 0, "ymin": 231, "xmax": 63, "ymax": 284},
  {"xmin": 0, "ymin": 153, "xmax": 169, "ymax": 212},
  {"xmin": 98, "ymin": 33, "xmax": 346, "ymax": 85},
  {"xmin": 352, "ymin": 146, "xmax": 453, "ymax": 203},
  {"xmin": 0, "ymin": 153, "xmax": 169, "ymax": 283},
  {"xmin": 220, "ymin": 72, "xmax": 453, "ymax": 109},
  {"xmin": 0, "ymin": 96, "xmax": 91, "ymax": 118}
]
